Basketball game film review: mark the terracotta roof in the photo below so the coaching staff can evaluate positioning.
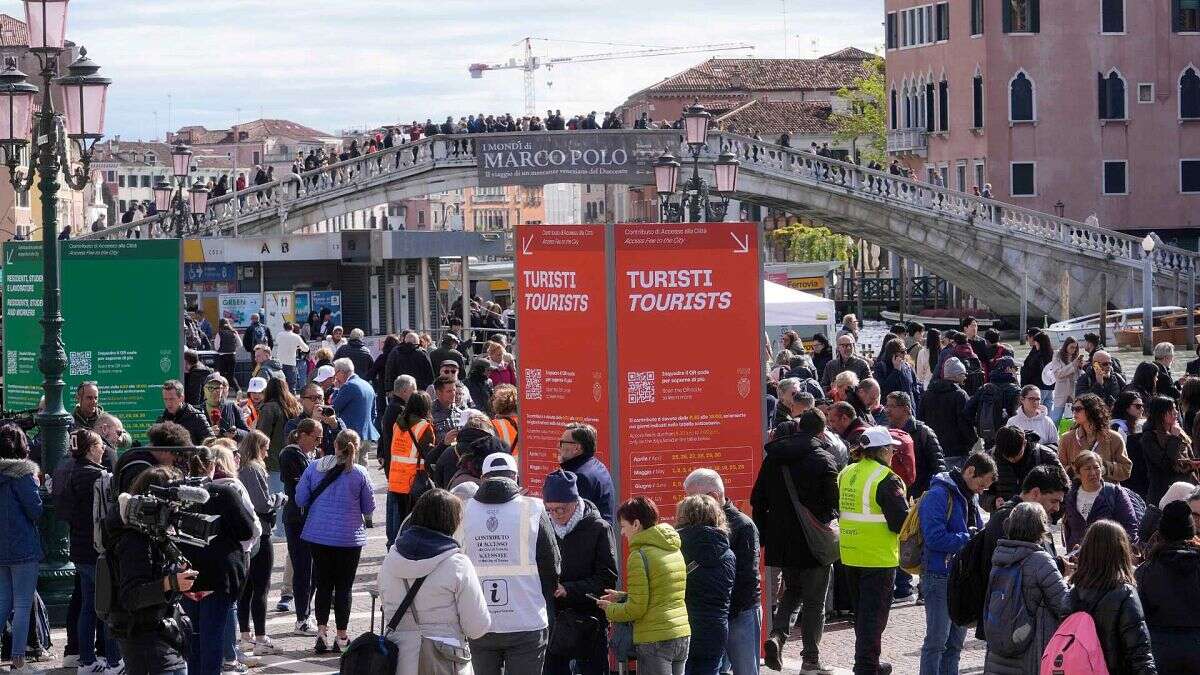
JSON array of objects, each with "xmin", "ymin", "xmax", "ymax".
[
  {"xmin": 91, "ymin": 140, "xmax": 230, "ymax": 169},
  {"xmin": 0, "ymin": 14, "xmax": 27, "ymax": 48},
  {"xmin": 715, "ymin": 100, "xmax": 837, "ymax": 136},
  {"xmin": 633, "ymin": 50, "xmax": 872, "ymax": 97},
  {"xmin": 821, "ymin": 47, "xmax": 876, "ymax": 61},
  {"xmin": 170, "ymin": 118, "xmax": 334, "ymax": 146}
]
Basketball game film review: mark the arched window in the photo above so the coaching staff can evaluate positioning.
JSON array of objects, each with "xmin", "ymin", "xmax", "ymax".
[
  {"xmin": 1098, "ymin": 70, "xmax": 1126, "ymax": 120},
  {"xmin": 1010, "ymin": 71, "xmax": 1035, "ymax": 121},
  {"xmin": 890, "ymin": 88, "xmax": 899, "ymax": 129},
  {"xmin": 973, "ymin": 74, "xmax": 985, "ymax": 128},
  {"xmin": 1182, "ymin": 67, "xmax": 1200, "ymax": 119}
]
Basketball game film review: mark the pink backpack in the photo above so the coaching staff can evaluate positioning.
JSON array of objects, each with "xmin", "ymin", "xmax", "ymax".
[{"xmin": 1039, "ymin": 611, "xmax": 1109, "ymax": 675}]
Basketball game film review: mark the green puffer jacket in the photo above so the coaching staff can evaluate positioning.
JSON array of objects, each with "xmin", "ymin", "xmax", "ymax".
[{"xmin": 604, "ymin": 523, "xmax": 690, "ymax": 644}]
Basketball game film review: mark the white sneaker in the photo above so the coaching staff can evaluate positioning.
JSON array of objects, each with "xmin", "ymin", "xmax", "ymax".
[
  {"xmin": 221, "ymin": 661, "xmax": 247, "ymax": 674},
  {"xmin": 103, "ymin": 661, "xmax": 126, "ymax": 675},
  {"xmin": 78, "ymin": 662, "xmax": 107, "ymax": 674},
  {"xmin": 294, "ymin": 619, "xmax": 316, "ymax": 635},
  {"xmin": 237, "ymin": 651, "xmax": 261, "ymax": 668},
  {"xmin": 799, "ymin": 663, "xmax": 836, "ymax": 675},
  {"xmin": 253, "ymin": 637, "xmax": 279, "ymax": 655}
]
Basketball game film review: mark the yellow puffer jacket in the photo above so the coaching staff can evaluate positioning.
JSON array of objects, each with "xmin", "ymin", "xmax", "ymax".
[{"xmin": 604, "ymin": 523, "xmax": 691, "ymax": 644}]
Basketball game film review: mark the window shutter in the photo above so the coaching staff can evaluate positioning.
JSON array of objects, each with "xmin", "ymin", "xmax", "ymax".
[
  {"xmin": 926, "ymin": 83, "xmax": 936, "ymax": 132},
  {"xmin": 1174, "ymin": 0, "xmax": 1182, "ymax": 32},
  {"xmin": 1002, "ymin": 0, "xmax": 1012, "ymax": 32},
  {"xmin": 1098, "ymin": 73, "xmax": 1107, "ymax": 118},
  {"xmin": 1030, "ymin": 0, "xmax": 1041, "ymax": 32}
]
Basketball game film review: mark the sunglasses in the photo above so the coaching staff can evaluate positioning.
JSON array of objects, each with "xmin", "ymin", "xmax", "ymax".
[{"xmin": 303, "ymin": 395, "xmax": 323, "ymax": 402}]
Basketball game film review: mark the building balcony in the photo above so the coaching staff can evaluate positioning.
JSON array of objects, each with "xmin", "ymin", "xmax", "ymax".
[{"xmin": 887, "ymin": 128, "xmax": 928, "ymax": 155}]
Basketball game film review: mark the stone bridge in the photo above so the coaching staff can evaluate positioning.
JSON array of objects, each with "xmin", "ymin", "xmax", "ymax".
[{"xmin": 82, "ymin": 130, "xmax": 1199, "ymax": 320}]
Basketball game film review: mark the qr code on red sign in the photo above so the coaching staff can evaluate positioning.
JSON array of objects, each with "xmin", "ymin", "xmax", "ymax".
[
  {"xmin": 524, "ymin": 368, "xmax": 542, "ymax": 400},
  {"xmin": 627, "ymin": 371, "xmax": 655, "ymax": 404}
]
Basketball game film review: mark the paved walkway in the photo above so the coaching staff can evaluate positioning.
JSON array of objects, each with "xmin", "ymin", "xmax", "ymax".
[{"xmin": 33, "ymin": 465, "xmax": 989, "ymax": 674}]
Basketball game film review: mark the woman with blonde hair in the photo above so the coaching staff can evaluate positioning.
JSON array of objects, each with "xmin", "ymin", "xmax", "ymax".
[
  {"xmin": 236, "ymin": 430, "xmax": 284, "ymax": 655},
  {"xmin": 485, "ymin": 340, "xmax": 516, "ymax": 387},
  {"xmin": 676, "ymin": 494, "xmax": 735, "ymax": 675},
  {"xmin": 296, "ymin": 429, "xmax": 376, "ymax": 653}
]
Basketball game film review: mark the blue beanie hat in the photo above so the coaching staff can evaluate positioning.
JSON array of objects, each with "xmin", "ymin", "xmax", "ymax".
[{"xmin": 543, "ymin": 469, "xmax": 579, "ymax": 503}]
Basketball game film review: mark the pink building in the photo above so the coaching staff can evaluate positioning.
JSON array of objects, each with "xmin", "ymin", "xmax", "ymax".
[{"xmin": 884, "ymin": 0, "xmax": 1200, "ymax": 237}]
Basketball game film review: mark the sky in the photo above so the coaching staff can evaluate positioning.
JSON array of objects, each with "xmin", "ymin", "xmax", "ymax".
[{"xmin": 13, "ymin": 0, "xmax": 883, "ymax": 141}]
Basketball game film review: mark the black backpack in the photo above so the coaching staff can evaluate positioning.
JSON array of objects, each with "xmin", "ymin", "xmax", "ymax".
[
  {"xmin": 948, "ymin": 528, "xmax": 990, "ymax": 626},
  {"xmin": 963, "ymin": 356, "xmax": 985, "ymax": 396},
  {"xmin": 975, "ymin": 384, "xmax": 1003, "ymax": 446}
]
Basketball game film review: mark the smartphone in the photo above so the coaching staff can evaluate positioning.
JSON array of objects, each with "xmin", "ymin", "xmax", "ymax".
[{"xmin": 585, "ymin": 593, "xmax": 600, "ymax": 602}]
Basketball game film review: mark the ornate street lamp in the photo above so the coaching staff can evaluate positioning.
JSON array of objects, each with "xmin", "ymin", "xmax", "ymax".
[
  {"xmin": 159, "ymin": 143, "xmax": 207, "ymax": 236},
  {"xmin": 0, "ymin": 0, "xmax": 110, "ymax": 619},
  {"xmin": 656, "ymin": 100, "xmax": 740, "ymax": 222},
  {"xmin": 1141, "ymin": 234, "xmax": 1156, "ymax": 356}
]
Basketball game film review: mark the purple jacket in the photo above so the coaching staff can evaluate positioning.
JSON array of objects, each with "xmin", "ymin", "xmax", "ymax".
[
  {"xmin": 297, "ymin": 455, "xmax": 376, "ymax": 548},
  {"xmin": 1062, "ymin": 482, "xmax": 1139, "ymax": 551}
]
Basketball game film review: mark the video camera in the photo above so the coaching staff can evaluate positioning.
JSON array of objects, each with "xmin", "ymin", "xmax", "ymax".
[{"xmin": 119, "ymin": 476, "xmax": 220, "ymax": 549}]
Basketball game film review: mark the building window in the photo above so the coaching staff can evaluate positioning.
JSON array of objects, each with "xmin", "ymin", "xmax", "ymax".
[
  {"xmin": 118, "ymin": 199, "xmax": 126, "ymax": 213},
  {"xmin": 1103, "ymin": 161, "xmax": 1128, "ymax": 195},
  {"xmin": 973, "ymin": 75, "xmax": 985, "ymax": 127},
  {"xmin": 971, "ymin": 0, "xmax": 985, "ymax": 34},
  {"xmin": 141, "ymin": 175, "xmax": 152, "ymax": 188},
  {"xmin": 1003, "ymin": 0, "xmax": 1040, "ymax": 33},
  {"xmin": 118, "ymin": 175, "xmax": 125, "ymax": 188},
  {"xmin": 1098, "ymin": 71, "xmax": 1126, "ymax": 120},
  {"xmin": 935, "ymin": 3, "xmax": 950, "ymax": 40},
  {"xmin": 16, "ymin": 189, "xmax": 28, "ymax": 208},
  {"xmin": 1138, "ymin": 83, "xmax": 1155, "ymax": 103},
  {"xmin": 1183, "ymin": 160, "xmax": 1200, "ymax": 193},
  {"xmin": 1182, "ymin": 67, "xmax": 1200, "ymax": 118},
  {"xmin": 1174, "ymin": 0, "xmax": 1200, "ymax": 31},
  {"xmin": 975, "ymin": 162, "xmax": 986, "ymax": 190},
  {"xmin": 890, "ymin": 89, "xmax": 898, "ymax": 129},
  {"xmin": 957, "ymin": 163, "xmax": 967, "ymax": 191},
  {"xmin": 105, "ymin": 170, "xmax": 115, "ymax": 183},
  {"xmin": 1010, "ymin": 71, "xmax": 1035, "ymax": 121},
  {"xmin": 938, "ymin": 80, "xmax": 950, "ymax": 131},
  {"xmin": 1011, "ymin": 162, "xmax": 1036, "ymax": 195},
  {"xmin": 925, "ymin": 82, "xmax": 935, "ymax": 132},
  {"xmin": 1102, "ymin": 0, "xmax": 1124, "ymax": 32},
  {"xmin": 887, "ymin": 13, "xmax": 898, "ymax": 49}
]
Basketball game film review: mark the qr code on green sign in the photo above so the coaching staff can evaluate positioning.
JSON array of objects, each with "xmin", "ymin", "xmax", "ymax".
[{"xmin": 69, "ymin": 351, "xmax": 92, "ymax": 377}]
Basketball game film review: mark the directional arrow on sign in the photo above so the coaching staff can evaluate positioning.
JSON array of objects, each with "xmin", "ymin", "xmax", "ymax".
[
  {"xmin": 730, "ymin": 232, "xmax": 750, "ymax": 254},
  {"xmin": 521, "ymin": 235, "xmax": 535, "ymax": 255}
]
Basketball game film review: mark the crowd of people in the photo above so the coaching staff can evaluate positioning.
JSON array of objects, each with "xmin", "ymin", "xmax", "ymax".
[{"xmin": 9, "ymin": 305, "xmax": 1200, "ymax": 675}]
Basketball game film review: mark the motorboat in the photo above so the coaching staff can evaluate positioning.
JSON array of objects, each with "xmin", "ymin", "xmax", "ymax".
[
  {"xmin": 1044, "ymin": 306, "xmax": 1184, "ymax": 345},
  {"xmin": 1114, "ymin": 308, "xmax": 1200, "ymax": 348},
  {"xmin": 879, "ymin": 309, "xmax": 997, "ymax": 328}
]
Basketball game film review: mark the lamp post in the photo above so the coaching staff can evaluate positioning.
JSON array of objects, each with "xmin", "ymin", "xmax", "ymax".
[
  {"xmin": 1142, "ymin": 234, "xmax": 1156, "ymax": 356},
  {"xmin": 0, "ymin": 0, "xmax": 110, "ymax": 620},
  {"xmin": 653, "ymin": 100, "xmax": 740, "ymax": 222},
  {"xmin": 1053, "ymin": 201, "xmax": 1065, "ymax": 218},
  {"xmin": 154, "ymin": 143, "xmax": 209, "ymax": 237}
]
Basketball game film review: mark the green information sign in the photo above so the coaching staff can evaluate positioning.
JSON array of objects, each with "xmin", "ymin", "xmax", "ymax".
[{"xmin": 3, "ymin": 239, "xmax": 184, "ymax": 438}]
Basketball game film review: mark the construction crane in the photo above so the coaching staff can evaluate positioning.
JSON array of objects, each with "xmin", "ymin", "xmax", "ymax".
[{"xmin": 470, "ymin": 37, "xmax": 756, "ymax": 116}]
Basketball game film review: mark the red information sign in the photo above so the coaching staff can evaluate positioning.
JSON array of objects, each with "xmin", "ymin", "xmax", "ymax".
[
  {"xmin": 614, "ymin": 222, "xmax": 764, "ymax": 520},
  {"xmin": 514, "ymin": 224, "xmax": 612, "ymax": 495}
]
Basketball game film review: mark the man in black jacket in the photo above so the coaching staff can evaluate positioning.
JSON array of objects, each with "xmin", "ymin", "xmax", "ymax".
[
  {"xmin": 1074, "ymin": 350, "xmax": 1126, "ymax": 407},
  {"xmin": 182, "ymin": 349, "xmax": 213, "ymax": 408},
  {"xmin": 384, "ymin": 332, "xmax": 435, "ymax": 391},
  {"xmin": 429, "ymin": 333, "xmax": 467, "ymax": 374},
  {"xmin": 156, "ymin": 380, "xmax": 212, "ymax": 447},
  {"xmin": 333, "ymin": 328, "xmax": 374, "ymax": 377},
  {"xmin": 751, "ymin": 410, "xmax": 839, "ymax": 673},
  {"xmin": 983, "ymin": 426, "xmax": 1064, "ymax": 511},
  {"xmin": 966, "ymin": 356, "xmax": 1023, "ymax": 449},
  {"xmin": 885, "ymin": 391, "xmax": 946, "ymax": 498},
  {"xmin": 685, "ymin": 468, "xmax": 762, "ymax": 675},
  {"xmin": 919, "ymin": 357, "xmax": 978, "ymax": 460},
  {"xmin": 542, "ymin": 470, "xmax": 617, "ymax": 675},
  {"xmin": 375, "ymin": 375, "xmax": 415, "ymax": 470}
]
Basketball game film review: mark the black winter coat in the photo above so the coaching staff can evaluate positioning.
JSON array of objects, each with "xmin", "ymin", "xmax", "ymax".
[
  {"xmin": 678, "ymin": 524, "xmax": 735, "ymax": 660},
  {"xmin": 553, "ymin": 500, "xmax": 618, "ymax": 623},
  {"xmin": 1136, "ymin": 542, "xmax": 1200, "ymax": 673},
  {"xmin": 105, "ymin": 518, "xmax": 188, "ymax": 672},
  {"xmin": 156, "ymin": 404, "xmax": 212, "ymax": 446},
  {"xmin": 334, "ymin": 339, "xmax": 375, "ymax": 379},
  {"xmin": 983, "ymin": 443, "xmax": 1062, "ymax": 511},
  {"xmin": 177, "ymin": 480, "xmax": 257, "ymax": 596},
  {"xmin": 376, "ymin": 396, "xmax": 406, "ymax": 470},
  {"xmin": 919, "ymin": 379, "xmax": 978, "ymax": 458},
  {"xmin": 61, "ymin": 459, "xmax": 104, "ymax": 564},
  {"xmin": 1068, "ymin": 585, "xmax": 1157, "ymax": 675},
  {"xmin": 1141, "ymin": 430, "xmax": 1198, "ymax": 508},
  {"xmin": 1021, "ymin": 348, "xmax": 1053, "ymax": 389},
  {"xmin": 751, "ymin": 426, "xmax": 839, "ymax": 568},
  {"xmin": 723, "ymin": 500, "xmax": 761, "ymax": 615},
  {"xmin": 385, "ymin": 343, "xmax": 435, "ymax": 392},
  {"xmin": 429, "ymin": 346, "xmax": 466, "ymax": 374},
  {"xmin": 896, "ymin": 418, "xmax": 947, "ymax": 497}
]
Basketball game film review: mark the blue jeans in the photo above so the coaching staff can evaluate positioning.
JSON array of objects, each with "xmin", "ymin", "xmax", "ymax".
[
  {"xmin": 894, "ymin": 568, "xmax": 914, "ymax": 598},
  {"xmin": 77, "ymin": 564, "xmax": 121, "ymax": 666},
  {"xmin": 225, "ymin": 603, "xmax": 237, "ymax": 662},
  {"xmin": 919, "ymin": 572, "xmax": 965, "ymax": 675},
  {"xmin": 181, "ymin": 591, "xmax": 233, "ymax": 675},
  {"xmin": 0, "ymin": 561, "xmax": 39, "ymax": 660},
  {"xmin": 282, "ymin": 364, "xmax": 298, "ymax": 392},
  {"xmin": 267, "ymin": 471, "xmax": 284, "ymax": 537},
  {"xmin": 1051, "ymin": 402, "xmax": 1069, "ymax": 424},
  {"xmin": 724, "ymin": 606, "xmax": 761, "ymax": 675}
]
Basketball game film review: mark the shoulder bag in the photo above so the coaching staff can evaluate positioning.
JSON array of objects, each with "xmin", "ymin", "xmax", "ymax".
[
  {"xmin": 405, "ymin": 572, "xmax": 472, "ymax": 675},
  {"xmin": 781, "ymin": 467, "xmax": 841, "ymax": 566},
  {"xmin": 300, "ymin": 463, "xmax": 346, "ymax": 529},
  {"xmin": 339, "ymin": 577, "xmax": 426, "ymax": 675}
]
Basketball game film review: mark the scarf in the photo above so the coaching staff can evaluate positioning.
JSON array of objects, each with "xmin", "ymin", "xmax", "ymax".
[{"xmin": 552, "ymin": 499, "xmax": 587, "ymax": 539}]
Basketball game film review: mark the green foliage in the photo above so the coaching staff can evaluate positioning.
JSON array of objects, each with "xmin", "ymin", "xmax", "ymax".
[
  {"xmin": 771, "ymin": 223, "xmax": 855, "ymax": 263},
  {"xmin": 831, "ymin": 57, "xmax": 887, "ymax": 165}
]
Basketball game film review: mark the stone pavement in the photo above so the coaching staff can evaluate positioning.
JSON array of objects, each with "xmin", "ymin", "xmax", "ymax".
[{"xmin": 34, "ymin": 464, "xmax": 990, "ymax": 675}]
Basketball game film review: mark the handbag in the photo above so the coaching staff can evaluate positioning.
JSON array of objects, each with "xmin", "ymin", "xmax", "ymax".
[
  {"xmin": 339, "ymin": 576, "xmax": 426, "ymax": 675},
  {"xmin": 549, "ymin": 607, "xmax": 601, "ymax": 657},
  {"xmin": 610, "ymin": 548, "xmax": 649, "ymax": 663},
  {"xmin": 405, "ymin": 575, "xmax": 472, "ymax": 675},
  {"xmin": 781, "ymin": 467, "xmax": 841, "ymax": 566}
]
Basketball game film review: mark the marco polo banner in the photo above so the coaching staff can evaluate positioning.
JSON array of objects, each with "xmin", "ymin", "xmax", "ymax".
[{"xmin": 477, "ymin": 130, "xmax": 679, "ymax": 187}]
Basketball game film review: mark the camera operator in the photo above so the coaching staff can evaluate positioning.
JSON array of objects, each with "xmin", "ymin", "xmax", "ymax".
[
  {"xmin": 113, "ymin": 422, "xmax": 193, "ymax": 494},
  {"xmin": 176, "ymin": 446, "xmax": 258, "ymax": 675},
  {"xmin": 105, "ymin": 465, "xmax": 197, "ymax": 675},
  {"xmin": 284, "ymin": 383, "xmax": 344, "ymax": 457}
]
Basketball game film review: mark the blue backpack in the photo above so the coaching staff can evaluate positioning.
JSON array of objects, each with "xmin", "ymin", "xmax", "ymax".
[{"xmin": 984, "ymin": 562, "xmax": 1034, "ymax": 658}]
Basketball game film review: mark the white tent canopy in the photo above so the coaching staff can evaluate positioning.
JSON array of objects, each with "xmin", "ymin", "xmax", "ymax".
[{"xmin": 764, "ymin": 280, "xmax": 836, "ymax": 337}]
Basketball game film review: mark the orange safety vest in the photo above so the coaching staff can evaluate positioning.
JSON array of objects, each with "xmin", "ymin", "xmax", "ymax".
[
  {"xmin": 243, "ymin": 400, "xmax": 259, "ymax": 429},
  {"xmin": 492, "ymin": 416, "xmax": 519, "ymax": 459},
  {"xmin": 389, "ymin": 420, "xmax": 431, "ymax": 494}
]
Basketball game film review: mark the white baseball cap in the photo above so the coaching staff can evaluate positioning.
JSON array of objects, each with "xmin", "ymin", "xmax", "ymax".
[
  {"xmin": 247, "ymin": 377, "xmax": 268, "ymax": 394},
  {"xmin": 481, "ymin": 452, "xmax": 518, "ymax": 477},
  {"xmin": 314, "ymin": 365, "xmax": 336, "ymax": 382},
  {"xmin": 459, "ymin": 409, "xmax": 484, "ymax": 429},
  {"xmin": 860, "ymin": 425, "xmax": 901, "ymax": 449}
]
